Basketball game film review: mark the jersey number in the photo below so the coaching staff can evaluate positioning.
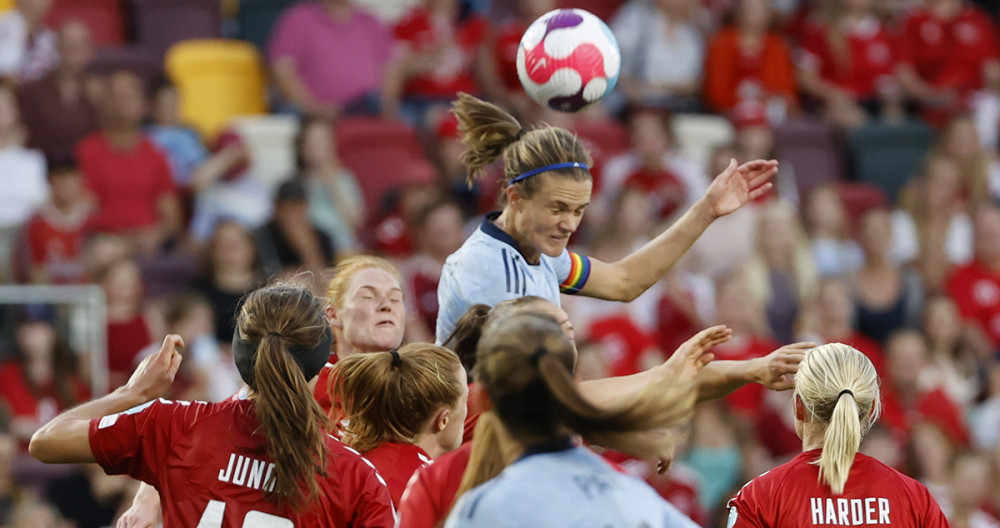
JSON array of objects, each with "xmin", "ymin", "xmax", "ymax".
[{"xmin": 197, "ymin": 500, "xmax": 293, "ymax": 528}]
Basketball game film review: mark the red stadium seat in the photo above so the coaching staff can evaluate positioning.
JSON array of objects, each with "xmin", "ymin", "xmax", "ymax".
[
  {"xmin": 774, "ymin": 118, "xmax": 844, "ymax": 196},
  {"xmin": 572, "ymin": 118, "xmax": 630, "ymax": 162},
  {"xmin": 338, "ymin": 147, "xmax": 430, "ymax": 213},
  {"xmin": 47, "ymin": 0, "xmax": 126, "ymax": 47},
  {"xmin": 335, "ymin": 116, "xmax": 423, "ymax": 153},
  {"xmin": 133, "ymin": 0, "xmax": 222, "ymax": 59},
  {"xmin": 836, "ymin": 181, "xmax": 889, "ymax": 237}
]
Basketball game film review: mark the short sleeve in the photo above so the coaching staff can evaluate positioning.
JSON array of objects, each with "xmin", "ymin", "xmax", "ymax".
[
  {"xmin": 917, "ymin": 480, "xmax": 950, "ymax": 528},
  {"xmin": 397, "ymin": 468, "xmax": 442, "ymax": 528},
  {"xmin": 726, "ymin": 478, "xmax": 769, "ymax": 528},
  {"xmin": 88, "ymin": 398, "xmax": 177, "ymax": 486},
  {"xmin": 435, "ymin": 254, "xmax": 512, "ymax": 343},
  {"xmin": 555, "ymin": 250, "xmax": 591, "ymax": 295}
]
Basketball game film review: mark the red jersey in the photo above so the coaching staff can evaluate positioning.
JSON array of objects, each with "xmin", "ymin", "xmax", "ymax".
[
  {"xmin": 393, "ymin": 8, "xmax": 488, "ymax": 98},
  {"xmin": 728, "ymin": 450, "xmax": 949, "ymax": 528},
  {"xmin": 945, "ymin": 260, "xmax": 1000, "ymax": 348},
  {"xmin": 89, "ymin": 397, "xmax": 396, "ymax": 528},
  {"xmin": 703, "ymin": 27, "xmax": 797, "ymax": 112},
  {"xmin": 313, "ymin": 356, "xmax": 340, "ymax": 419},
  {"xmin": 897, "ymin": 4, "xmax": 1000, "ymax": 94},
  {"xmin": 880, "ymin": 384, "xmax": 970, "ymax": 447},
  {"xmin": 397, "ymin": 442, "xmax": 470, "ymax": 528},
  {"xmin": 21, "ymin": 204, "xmax": 91, "ymax": 284},
  {"xmin": 76, "ymin": 132, "xmax": 175, "ymax": 232},
  {"xmin": 587, "ymin": 314, "xmax": 658, "ymax": 378},
  {"xmin": 799, "ymin": 16, "xmax": 896, "ymax": 99},
  {"xmin": 363, "ymin": 442, "xmax": 432, "ymax": 507},
  {"xmin": 107, "ymin": 316, "xmax": 153, "ymax": 377}
]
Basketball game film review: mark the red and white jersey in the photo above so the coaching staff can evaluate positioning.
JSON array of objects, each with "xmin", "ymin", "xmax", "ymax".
[
  {"xmin": 896, "ymin": 4, "xmax": 1000, "ymax": 94},
  {"xmin": 727, "ymin": 450, "xmax": 949, "ymax": 528},
  {"xmin": 397, "ymin": 442, "xmax": 471, "ymax": 528},
  {"xmin": 798, "ymin": 15, "xmax": 896, "ymax": 99},
  {"xmin": 362, "ymin": 442, "xmax": 432, "ymax": 507},
  {"xmin": 946, "ymin": 260, "xmax": 1000, "ymax": 347},
  {"xmin": 89, "ymin": 397, "xmax": 396, "ymax": 528}
]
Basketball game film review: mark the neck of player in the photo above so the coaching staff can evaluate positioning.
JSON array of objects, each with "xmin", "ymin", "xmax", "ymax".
[
  {"xmin": 494, "ymin": 209, "xmax": 542, "ymax": 265},
  {"xmin": 800, "ymin": 422, "xmax": 826, "ymax": 453}
]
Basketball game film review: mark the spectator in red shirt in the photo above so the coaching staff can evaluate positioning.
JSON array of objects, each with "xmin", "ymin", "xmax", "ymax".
[
  {"xmin": 76, "ymin": 70, "xmax": 181, "ymax": 256},
  {"xmin": 28, "ymin": 286, "xmax": 397, "ymax": 528},
  {"xmin": 15, "ymin": 161, "xmax": 92, "ymax": 284},
  {"xmin": 401, "ymin": 200, "xmax": 466, "ymax": 343},
  {"xmin": 96, "ymin": 258, "xmax": 153, "ymax": 389},
  {"xmin": 727, "ymin": 342, "xmax": 950, "ymax": 528},
  {"xmin": 480, "ymin": 0, "xmax": 555, "ymax": 116},
  {"xmin": 797, "ymin": 0, "xmax": 897, "ymax": 129},
  {"xmin": 703, "ymin": 0, "xmax": 798, "ymax": 115},
  {"xmin": 0, "ymin": 311, "xmax": 88, "ymax": 446},
  {"xmin": 945, "ymin": 204, "xmax": 1000, "ymax": 353},
  {"xmin": 896, "ymin": 0, "xmax": 1000, "ymax": 133},
  {"xmin": 880, "ymin": 329, "xmax": 971, "ymax": 447},
  {"xmin": 384, "ymin": 0, "xmax": 489, "ymax": 125},
  {"xmin": 334, "ymin": 343, "xmax": 468, "ymax": 506}
]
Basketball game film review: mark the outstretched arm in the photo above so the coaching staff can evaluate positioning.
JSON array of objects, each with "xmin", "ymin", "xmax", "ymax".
[
  {"xmin": 29, "ymin": 336, "xmax": 184, "ymax": 464},
  {"xmin": 580, "ymin": 159, "xmax": 777, "ymax": 302},
  {"xmin": 694, "ymin": 342, "xmax": 812, "ymax": 401}
]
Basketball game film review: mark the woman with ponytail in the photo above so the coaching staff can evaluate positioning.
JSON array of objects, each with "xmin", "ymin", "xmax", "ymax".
[
  {"xmin": 334, "ymin": 343, "xmax": 467, "ymax": 506},
  {"xmin": 443, "ymin": 311, "xmax": 717, "ymax": 527},
  {"xmin": 726, "ymin": 343, "xmax": 948, "ymax": 528},
  {"xmin": 27, "ymin": 283, "xmax": 396, "ymax": 527},
  {"xmin": 435, "ymin": 92, "xmax": 778, "ymax": 343}
]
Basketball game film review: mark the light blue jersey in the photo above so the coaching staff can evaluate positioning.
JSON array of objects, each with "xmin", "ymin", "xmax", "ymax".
[
  {"xmin": 445, "ymin": 445, "xmax": 699, "ymax": 528},
  {"xmin": 435, "ymin": 212, "xmax": 591, "ymax": 344}
]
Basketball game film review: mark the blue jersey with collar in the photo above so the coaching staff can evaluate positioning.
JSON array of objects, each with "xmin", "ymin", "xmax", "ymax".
[
  {"xmin": 435, "ymin": 212, "xmax": 591, "ymax": 344},
  {"xmin": 444, "ymin": 445, "xmax": 698, "ymax": 528}
]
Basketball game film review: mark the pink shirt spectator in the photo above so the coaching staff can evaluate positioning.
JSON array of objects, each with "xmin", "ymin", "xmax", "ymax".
[{"xmin": 268, "ymin": 2, "xmax": 393, "ymax": 107}]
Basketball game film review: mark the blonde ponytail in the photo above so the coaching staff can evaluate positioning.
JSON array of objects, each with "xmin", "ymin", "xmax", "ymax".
[
  {"xmin": 452, "ymin": 93, "xmax": 522, "ymax": 185},
  {"xmin": 794, "ymin": 343, "xmax": 881, "ymax": 495}
]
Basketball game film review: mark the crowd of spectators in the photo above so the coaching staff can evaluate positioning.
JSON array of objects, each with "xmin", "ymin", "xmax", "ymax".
[{"xmin": 0, "ymin": 0, "xmax": 999, "ymax": 526}]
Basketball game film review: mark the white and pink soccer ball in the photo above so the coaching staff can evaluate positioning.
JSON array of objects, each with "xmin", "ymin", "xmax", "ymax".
[{"xmin": 516, "ymin": 8, "xmax": 621, "ymax": 113}]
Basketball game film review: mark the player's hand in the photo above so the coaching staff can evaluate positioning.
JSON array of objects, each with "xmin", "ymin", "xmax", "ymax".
[
  {"xmin": 124, "ymin": 335, "xmax": 183, "ymax": 402},
  {"xmin": 703, "ymin": 159, "xmax": 777, "ymax": 218},
  {"xmin": 753, "ymin": 342, "xmax": 814, "ymax": 391},
  {"xmin": 116, "ymin": 483, "xmax": 161, "ymax": 528},
  {"xmin": 661, "ymin": 325, "xmax": 731, "ymax": 382}
]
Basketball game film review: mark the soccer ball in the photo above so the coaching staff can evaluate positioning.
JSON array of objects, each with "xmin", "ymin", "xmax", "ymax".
[{"xmin": 516, "ymin": 8, "xmax": 621, "ymax": 113}]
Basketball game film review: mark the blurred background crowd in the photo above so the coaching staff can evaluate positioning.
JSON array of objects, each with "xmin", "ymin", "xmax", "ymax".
[{"xmin": 0, "ymin": 0, "xmax": 998, "ymax": 526}]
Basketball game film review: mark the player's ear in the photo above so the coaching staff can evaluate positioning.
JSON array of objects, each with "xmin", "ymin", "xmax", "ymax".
[
  {"xmin": 506, "ymin": 184, "xmax": 521, "ymax": 210},
  {"xmin": 793, "ymin": 393, "xmax": 807, "ymax": 422},
  {"xmin": 433, "ymin": 407, "xmax": 450, "ymax": 433},
  {"xmin": 325, "ymin": 305, "xmax": 342, "ymax": 329}
]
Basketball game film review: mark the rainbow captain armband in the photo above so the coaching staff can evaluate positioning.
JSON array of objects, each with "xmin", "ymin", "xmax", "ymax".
[{"xmin": 559, "ymin": 251, "xmax": 591, "ymax": 294}]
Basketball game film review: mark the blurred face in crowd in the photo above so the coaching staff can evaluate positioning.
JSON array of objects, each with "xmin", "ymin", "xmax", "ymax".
[
  {"xmin": 211, "ymin": 221, "xmax": 257, "ymax": 274},
  {"xmin": 922, "ymin": 296, "xmax": 962, "ymax": 348},
  {"xmin": 105, "ymin": 71, "xmax": 148, "ymax": 129},
  {"xmin": 922, "ymin": 157, "xmax": 962, "ymax": 210},
  {"xmin": 152, "ymin": 85, "xmax": 181, "ymax": 127},
  {"xmin": 817, "ymin": 279, "xmax": 853, "ymax": 329},
  {"xmin": 951, "ymin": 455, "xmax": 992, "ymax": 507},
  {"xmin": 715, "ymin": 275, "xmax": 759, "ymax": 334},
  {"xmin": 101, "ymin": 260, "xmax": 144, "ymax": 306},
  {"xmin": 48, "ymin": 167, "xmax": 83, "ymax": 209},
  {"xmin": 630, "ymin": 111, "xmax": 671, "ymax": 164},
  {"xmin": 886, "ymin": 330, "xmax": 928, "ymax": 392},
  {"xmin": 974, "ymin": 206, "xmax": 1000, "ymax": 267},
  {"xmin": 299, "ymin": 120, "xmax": 336, "ymax": 168},
  {"xmin": 736, "ymin": 125, "xmax": 774, "ymax": 160},
  {"xmin": 738, "ymin": 0, "xmax": 771, "ymax": 32},
  {"xmin": 420, "ymin": 203, "xmax": 465, "ymax": 260},
  {"xmin": 16, "ymin": 320, "xmax": 56, "ymax": 367},
  {"xmin": 756, "ymin": 203, "xmax": 796, "ymax": 265},
  {"xmin": 942, "ymin": 117, "xmax": 980, "ymax": 160},
  {"xmin": 910, "ymin": 421, "xmax": 952, "ymax": 481},
  {"xmin": 519, "ymin": 0, "xmax": 555, "ymax": 19},
  {"xmin": 858, "ymin": 208, "xmax": 892, "ymax": 260},
  {"xmin": 613, "ymin": 188, "xmax": 655, "ymax": 242},
  {"xmin": 510, "ymin": 174, "xmax": 592, "ymax": 260},
  {"xmin": 329, "ymin": 267, "xmax": 406, "ymax": 354},
  {"xmin": 804, "ymin": 186, "xmax": 846, "ymax": 237},
  {"xmin": 57, "ymin": 21, "xmax": 94, "ymax": 76}
]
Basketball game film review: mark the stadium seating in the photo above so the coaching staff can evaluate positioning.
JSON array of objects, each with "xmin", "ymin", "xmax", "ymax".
[
  {"xmin": 573, "ymin": 118, "xmax": 630, "ymax": 163},
  {"xmin": 774, "ymin": 118, "xmax": 843, "ymax": 196},
  {"xmin": 671, "ymin": 113, "xmax": 734, "ymax": 168},
  {"xmin": 165, "ymin": 39, "xmax": 268, "ymax": 140},
  {"xmin": 236, "ymin": 0, "xmax": 298, "ymax": 52},
  {"xmin": 835, "ymin": 181, "xmax": 889, "ymax": 237},
  {"xmin": 228, "ymin": 114, "xmax": 300, "ymax": 191},
  {"xmin": 132, "ymin": 0, "xmax": 222, "ymax": 59},
  {"xmin": 46, "ymin": 0, "xmax": 126, "ymax": 46},
  {"xmin": 847, "ymin": 119, "xmax": 935, "ymax": 204},
  {"xmin": 335, "ymin": 116, "xmax": 429, "ymax": 212}
]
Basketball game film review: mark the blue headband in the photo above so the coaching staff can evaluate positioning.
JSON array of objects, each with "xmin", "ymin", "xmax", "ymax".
[{"xmin": 510, "ymin": 162, "xmax": 590, "ymax": 184}]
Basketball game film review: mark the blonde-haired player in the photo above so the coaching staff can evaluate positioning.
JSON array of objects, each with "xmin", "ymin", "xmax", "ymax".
[{"xmin": 727, "ymin": 343, "xmax": 949, "ymax": 527}]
